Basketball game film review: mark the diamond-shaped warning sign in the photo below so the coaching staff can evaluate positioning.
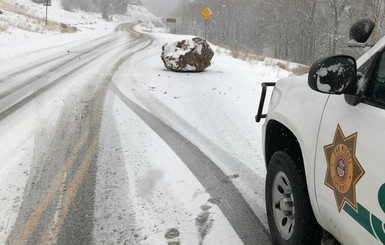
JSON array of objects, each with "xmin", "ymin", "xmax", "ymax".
[{"xmin": 201, "ymin": 7, "xmax": 213, "ymax": 20}]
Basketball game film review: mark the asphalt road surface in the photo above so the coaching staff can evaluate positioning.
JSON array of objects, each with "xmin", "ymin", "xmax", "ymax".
[{"xmin": 0, "ymin": 22, "xmax": 271, "ymax": 245}]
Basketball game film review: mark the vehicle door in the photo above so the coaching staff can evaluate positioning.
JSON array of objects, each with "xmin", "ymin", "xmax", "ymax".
[{"xmin": 314, "ymin": 50, "xmax": 385, "ymax": 244}]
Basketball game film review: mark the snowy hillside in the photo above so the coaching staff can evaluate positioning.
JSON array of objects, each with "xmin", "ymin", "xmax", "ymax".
[{"xmin": 0, "ymin": 0, "xmax": 155, "ymax": 60}]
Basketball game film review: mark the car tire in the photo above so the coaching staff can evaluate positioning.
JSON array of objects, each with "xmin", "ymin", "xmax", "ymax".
[{"xmin": 265, "ymin": 151, "xmax": 322, "ymax": 245}]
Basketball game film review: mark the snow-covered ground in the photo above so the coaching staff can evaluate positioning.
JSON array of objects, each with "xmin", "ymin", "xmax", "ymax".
[
  {"xmin": 0, "ymin": 0, "xmax": 292, "ymax": 244},
  {"xmin": 118, "ymin": 25, "xmax": 291, "ymax": 179},
  {"xmin": 109, "ymin": 26, "xmax": 290, "ymax": 243},
  {"xmin": 0, "ymin": 0, "xmax": 155, "ymax": 60}
]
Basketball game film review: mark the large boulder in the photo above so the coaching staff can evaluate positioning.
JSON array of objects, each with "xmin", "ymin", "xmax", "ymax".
[{"xmin": 161, "ymin": 37, "xmax": 214, "ymax": 72}]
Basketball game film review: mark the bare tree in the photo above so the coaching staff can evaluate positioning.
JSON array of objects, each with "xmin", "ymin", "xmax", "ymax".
[
  {"xmin": 326, "ymin": 0, "xmax": 349, "ymax": 54},
  {"xmin": 172, "ymin": 0, "xmax": 385, "ymax": 64},
  {"xmin": 356, "ymin": 0, "xmax": 385, "ymax": 42}
]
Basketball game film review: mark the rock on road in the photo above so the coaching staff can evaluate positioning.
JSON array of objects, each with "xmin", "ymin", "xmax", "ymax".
[{"xmin": 0, "ymin": 22, "xmax": 271, "ymax": 245}]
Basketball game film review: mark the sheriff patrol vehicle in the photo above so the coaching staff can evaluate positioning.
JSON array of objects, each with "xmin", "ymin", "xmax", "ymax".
[{"xmin": 256, "ymin": 19, "xmax": 385, "ymax": 244}]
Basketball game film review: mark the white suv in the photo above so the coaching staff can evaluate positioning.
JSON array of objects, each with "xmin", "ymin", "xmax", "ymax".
[{"xmin": 257, "ymin": 19, "xmax": 385, "ymax": 244}]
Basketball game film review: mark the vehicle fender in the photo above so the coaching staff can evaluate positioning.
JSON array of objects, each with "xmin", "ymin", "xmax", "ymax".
[{"xmin": 263, "ymin": 76, "xmax": 329, "ymax": 221}]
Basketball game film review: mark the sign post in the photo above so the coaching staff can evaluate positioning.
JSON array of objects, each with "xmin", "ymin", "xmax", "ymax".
[
  {"xmin": 43, "ymin": 0, "xmax": 51, "ymax": 25},
  {"xmin": 166, "ymin": 18, "xmax": 177, "ymax": 34},
  {"xmin": 201, "ymin": 7, "xmax": 213, "ymax": 40}
]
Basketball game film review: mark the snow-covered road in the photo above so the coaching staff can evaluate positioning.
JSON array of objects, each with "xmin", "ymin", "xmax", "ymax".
[{"xmin": 0, "ymin": 21, "xmax": 290, "ymax": 245}]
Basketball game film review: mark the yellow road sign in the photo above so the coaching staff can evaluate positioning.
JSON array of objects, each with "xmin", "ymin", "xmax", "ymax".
[{"xmin": 201, "ymin": 7, "xmax": 213, "ymax": 20}]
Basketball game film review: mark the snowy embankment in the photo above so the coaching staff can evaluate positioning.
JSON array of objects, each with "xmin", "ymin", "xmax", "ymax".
[{"xmin": 0, "ymin": 0, "xmax": 154, "ymax": 61}]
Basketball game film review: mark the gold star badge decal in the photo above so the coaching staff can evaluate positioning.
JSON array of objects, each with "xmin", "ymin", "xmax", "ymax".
[{"xmin": 324, "ymin": 125, "xmax": 365, "ymax": 212}]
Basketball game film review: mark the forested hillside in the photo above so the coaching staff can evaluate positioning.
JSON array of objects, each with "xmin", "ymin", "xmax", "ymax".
[
  {"xmin": 173, "ymin": 0, "xmax": 385, "ymax": 65},
  {"xmin": 31, "ymin": 0, "xmax": 142, "ymax": 18}
]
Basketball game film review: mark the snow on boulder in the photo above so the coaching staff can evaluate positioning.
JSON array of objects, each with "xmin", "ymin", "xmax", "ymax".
[{"xmin": 161, "ymin": 37, "xmax": 214, "ymax": 72}]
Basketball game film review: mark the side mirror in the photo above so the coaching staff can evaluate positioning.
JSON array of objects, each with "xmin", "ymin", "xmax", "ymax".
[
  {"xmin": 308, "ymin": 55, "xmax": 357, "ymax": 95},
  {"xmin": 350, "ymin": 19, "xmax": 375, "ymax": 43}
]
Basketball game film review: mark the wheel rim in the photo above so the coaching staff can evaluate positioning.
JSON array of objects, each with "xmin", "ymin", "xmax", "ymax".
[{"xmin": 272, "ymin": 171, "xmax": 295, "ymax": 240}]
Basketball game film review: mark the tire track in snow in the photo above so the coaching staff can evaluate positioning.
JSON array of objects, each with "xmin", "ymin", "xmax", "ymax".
[
  {"xmin": 5, "ymin": 28, "xmax": 155, "ymax": 245},
  {"xmin": 114, "ymin": 49, "xmax": 269, "ymax": 229},
  {"xmin": 0, "ymin": 37, "xmax": 120, "ymax": 101},
  {"xmin": 92, "ymin": 91, "xmax": 139, "ymax": 245},
  {"xmin": 0, "ymin": 58, "xmax": 95, "ymax": 122},
  {"xmin": 0, "ymin": 29, "xmax": 145, "ymax": 115},
  {"xmin": 0, "ymin": 35, "xmax": 114, "ymax": 83},
  {"xmin": 0, "ymin": 35, "xmax": 111, "ymax": 76},
  {"xmin": 0, "ymin": 36, "xmax": 134, "ymax": 122},
  {"xmin": 110, "ymin": 84, "xmax": 272, "ymax": 245}
]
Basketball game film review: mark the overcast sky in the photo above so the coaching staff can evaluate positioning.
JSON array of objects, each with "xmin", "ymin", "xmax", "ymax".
[{"xmin": 140, "ymin": 0, "xmax": 180, "ymax": 17}]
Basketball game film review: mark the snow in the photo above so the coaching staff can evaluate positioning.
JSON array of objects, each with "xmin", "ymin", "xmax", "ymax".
[
  {"xmin": 317, "ymin": 63, "xmax": 344, "ymax": 92},
  {"xmin": 163, "ymin": 39, "xmax": 195, "ymax": 58},
  {"xmin": 0, "ymin": 0, "xmax": 155, "ymax": 61},
  {"xmin": 357, "ymin": 73, "xmax": 367, "ymax": 93},
  {"xmin": 114, "ymin": 24, "xmax": 291, "ymax": 233},
  {"xmin": 0, "ymin": 0, "xmax": 292, "ymax": 243},
  {"xmin": 99, "ymin": 96, "xmax": 242, "ymax": 244},
  {"xmin": 130, "ymin": 27, "xmax": 289, "ymax": 180}
]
